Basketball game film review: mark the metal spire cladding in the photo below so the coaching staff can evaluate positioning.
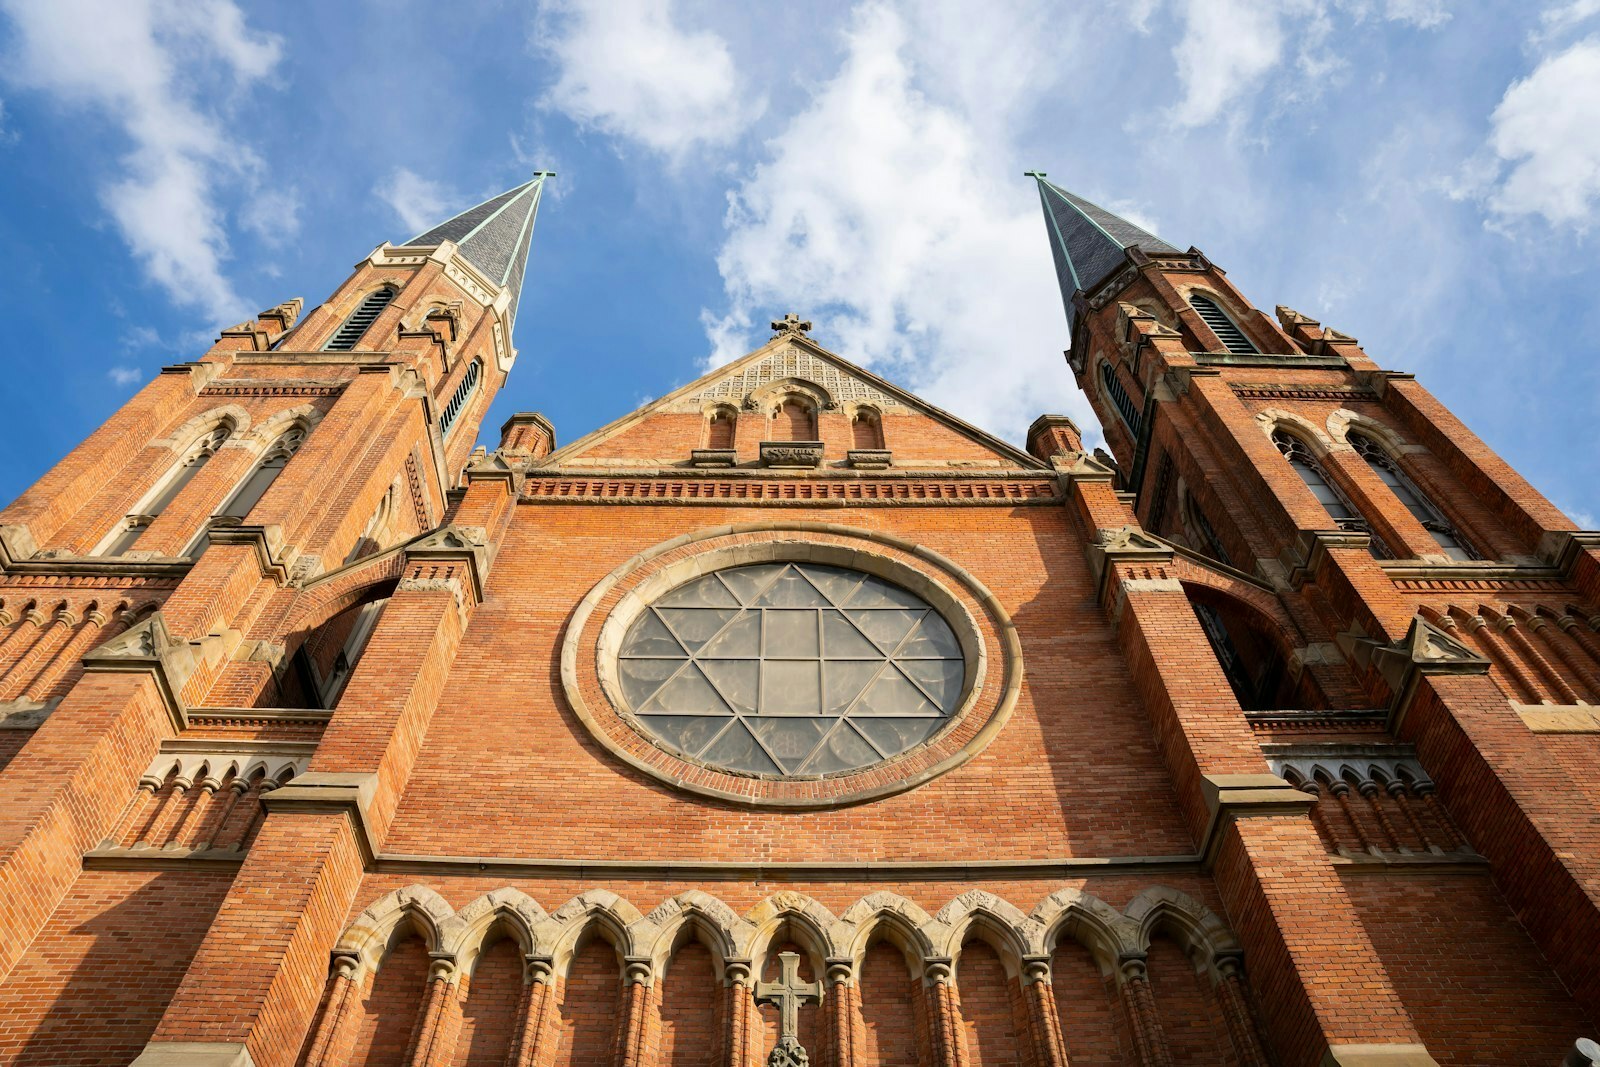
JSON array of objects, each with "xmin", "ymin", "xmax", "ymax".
[
  {"xmin": 1027, "ymin": 171, "xmax": 1178, "ymax": 316},
  {"xmin": 399, "ymin": 171, "xmax": 553, "ymax": 325}
]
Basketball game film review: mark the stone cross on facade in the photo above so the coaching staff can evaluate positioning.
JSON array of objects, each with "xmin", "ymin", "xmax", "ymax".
[
  {"xmin": 755, "ymin": 951, "xmax": 820, "ymax": 1066},
  {"xmin": 771, "ymin": 313, "xmax": 812, "ymax": 338}
]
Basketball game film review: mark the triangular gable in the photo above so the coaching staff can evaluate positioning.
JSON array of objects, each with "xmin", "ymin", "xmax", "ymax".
[{"xmin": 543, "ymin": 333, "xmax": 1046, "ymax": 469}]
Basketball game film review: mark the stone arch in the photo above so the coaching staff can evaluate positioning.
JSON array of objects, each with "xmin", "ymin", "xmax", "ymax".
[
  {"xmin": 537, "ymin": 889, "xmax": 643, "ymax": 975},
  {"xmin": 837, "ymin": 892, "xmax": 936, "ymax": 975},
  {"xmin": 1254, "ymin": 407, "xmax": 1339, "ymax": 454},
  {"xmin": 1178, "ymin": 575, "xmax": 1318, "ymax": 711},
  {"xmin": 748, "ymin": 376, "xmax": 832, "ymax": 416},
  {"xmin": 1122, "ymin": 887, "xmax": 1241, "ymax": 969},
  {"xmin": 743, "ymin": 892, "xmax": 842, "ymax": 970},
  {"xmin": 281, "ymin": 548, "xmax": 406, "ymax": 636},
  {"xmin": 334, "ymin": 885, "xmax": 455, "ymax": 975},
  {"xmin": 1027, "ymin": 887, "xmax": 1139, "ymax": 972},
  {"xmin": 1326, "ymin": 408, "xmax": 1413, "ymax": 455},
  {"xmin": 153, "ymin": 405, "xmax": 251, "ymax": 450},
  {"xmin": 931, "ymin": 890, "xmax": 1035, "ymax": 979},
  {"xmin": 440, "ymin": 888, "xmax": 546, "ymax": 974},
  {"xmin": 640, "ymin": 890, "xmax": 752, "ymax": 973}
]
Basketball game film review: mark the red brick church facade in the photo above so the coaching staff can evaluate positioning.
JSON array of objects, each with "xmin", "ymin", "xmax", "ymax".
[{"xmin": 0, "ymin": 172, "xmax": 1596, "ymax": 1067}]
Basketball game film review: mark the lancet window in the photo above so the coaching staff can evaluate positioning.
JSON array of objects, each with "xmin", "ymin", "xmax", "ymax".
[
  {"xmin": 188, "ymin": 425, "xmax": 307, "ymax": 556},
  {"xmin": 851, "ymin": 407, "xmax": 884, "ymax": 449},
  {"xmin": 1099, "ymin": 361, "xmax": 1141, "ymax": 434},
  {"xmin": 775, "ymin": 396, "xmax": 817, "ymax": 441},
  {"xmin": 101, "ymin": 424, "xmax": 231, "ymax": 555},
  {"xmin": 1348, "ymin": 432, "xmax": 1477, "ymax": 561},
  {"xmin": 1188, "ymin": 292, "xmax": 1258, "ymax": 355},
  {"xmin": 323, "ymin": 286, "xmax": 396, "ymax": 351},
  {"xmin": 1272, "ymin": 429, "xmax": 1391, "ymax": 559},
  {"xmin": 439, "ymin": 359, "xmax": 482, "ymax": 438},
  {"xmin": 706, "ymin": 406, "xmax": 737, "ymax": 450}
]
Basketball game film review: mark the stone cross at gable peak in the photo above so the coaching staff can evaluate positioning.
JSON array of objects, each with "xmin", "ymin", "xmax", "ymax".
[{"xmin": 771, "ymin": 313, "xmax": 813, "ymax": 338}]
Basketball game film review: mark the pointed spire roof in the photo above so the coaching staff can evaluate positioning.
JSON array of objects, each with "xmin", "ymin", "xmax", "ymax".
[
  {"xmin": 397, "ymin": 172, "xmax": 553, "ymax": 324},
  {"xmin": 1027, "ymin": 172, "xmax": 1178, "ymax": 314}
]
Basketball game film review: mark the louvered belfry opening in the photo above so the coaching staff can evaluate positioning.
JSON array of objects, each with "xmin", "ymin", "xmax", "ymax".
[
  {"xmin": 439, "ymin": 360, "xmax": 482, "ymax": 438},
  {"xmin": 1188, "ymin": 293, "xmax": 1257, "ymax": 355},
  {"xmin": 324, "ymin": 287, "xmax": 396, "ymax": 351}
]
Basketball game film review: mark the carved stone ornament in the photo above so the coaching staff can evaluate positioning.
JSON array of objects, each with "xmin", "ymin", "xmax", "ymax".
[
  {"xmin": 690, "ymin": 448, "xmax": 738, "ymax": 468},
  {"xmin": 759, "ymin": 441, "xmax": 825, "ymax": 469},
  {"xmin": 1093, "ymin": 525, "xmax": 1166, "ymax": 553},
  {"xmin": 766, "ymin": 1036, "xmax": 811, "ymax": 1067},
  {"xmin": 845, "ymin": 449, "xmax": 891, "ymax": 470}
]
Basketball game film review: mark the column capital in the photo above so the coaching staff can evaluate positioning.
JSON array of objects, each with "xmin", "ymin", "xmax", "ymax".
[
  {"xmin": 824, "ymin": 957, "xmax": 854, "ymax": 986},
  {"xmin": 1021, "ymin": 955, "xmax": 1052, "ymax": 985}
]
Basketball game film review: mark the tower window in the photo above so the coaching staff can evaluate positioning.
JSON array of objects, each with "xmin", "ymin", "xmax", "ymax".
[
  {"xmin": 851, "ymin": 408, "xmax": 884, "ymax": 450},
  {"xmin": 323, "ymin": 287, "xmax": 396, "ymax": 352},
  {"xmin": 706, "ymin": 407, "xmax": 737, "ymax": 450},
  {"xmin": 189, "ymin": 425, "xmax": 307, "ymax": 556},
  {"xmin": 1348, "ymin": 433, "xmax": 1478, "ymax": 561},
  {"xmin": 1272, "ymin": 429, "xmax": 1391, "ymax": 559},
  {"xmin": 1099, "ymin": 362, "xmax": 1142, "ymax": 435},
  {"xmin": 1189, "ymin": 293, "xmax": 1258, "ymax": 355},
  {"xmin": 439, "ymin": 359, "xmax": 482, "ymax": 438},
  {"xmin": 775, "ymin": 396, "xmax": 816, "ymax": 441},
  {"xmin": 102, "ymin": 424, "xmax": 230, "ymax": 555}
]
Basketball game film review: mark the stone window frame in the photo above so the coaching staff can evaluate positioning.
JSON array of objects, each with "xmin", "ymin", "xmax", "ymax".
[{"xmin": 560, "ymin": 522, "xmax": 1022, "ymax": 808}]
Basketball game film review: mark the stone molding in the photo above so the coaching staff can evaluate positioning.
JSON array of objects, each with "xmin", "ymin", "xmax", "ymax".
[
  {"xmin": 79, "ymin": 611, "xmax": 239, "ymax": 730},
  {"xmin": 260, "ymin": 770, "xmax": 381, "ymax": 864},
  {"xmin": 1197, "ymin": 773, "xmax": 1316, "ymax": 867},
  {"xmin": 320, "ymin": 882, "xmax": 1245, "ymax": 989},
  {"xmin": 129, "ymin": 1042, "xmax": 256, "ymax": 1067}
]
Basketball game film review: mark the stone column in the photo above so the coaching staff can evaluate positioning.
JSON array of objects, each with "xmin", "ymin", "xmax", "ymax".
[
  {"xmin": 724, "ymin": 959, "xmax": 755, "ymax": 1067},
  {"xmin": 923, "ymin": 959, "xmax": 967, "ymax": 1067},
  {"xmin": 1117, "ymin": 958, "xmax": 1172, "ymax": 1067},
  {"xmin": 22, "ymin": 605, "xmax": 110, "ymax": 700},
  {"xmin": 507, "ymin": 956, "xmax": 556, "ymax": 1067},
  {"xmin": 1020, "ymin": 957, "xmax": 1067, "ymax": 1067},
  {"xmin": 619, "ymin": 958, "xmax": 657, "ymax": 1067},
  {"xmin": 826, "ymin": 957, "xmax": 857, "ymax": 1067},
  {"xmin": 407, "ymin": 957, "xmax": 461, "ymax": 1067},
  {"xmin": 301, "ymin": 952, "xmax": 362, "ymax": 1067},
  {"xmin": 0, "ymin": 605, "xmax": 75, "ymax": 699},
  {"xmin": 1214, "ymin": 955, "xmax": 1270, "ymax": 1067}
]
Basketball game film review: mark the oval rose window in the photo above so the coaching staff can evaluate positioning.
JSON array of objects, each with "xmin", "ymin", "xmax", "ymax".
[{"xmin": 614, "ymin": 562, "xmax": 965, "ymax": 777}]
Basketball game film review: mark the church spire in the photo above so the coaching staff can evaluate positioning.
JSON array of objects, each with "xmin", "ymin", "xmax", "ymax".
[
  {"xmin": 1027, "ymin": 171, "xmax": 1178, "ymax": 317},
  {"xmin": 398, "ymin": 171, "xmax": 554, "ymax": 324}
]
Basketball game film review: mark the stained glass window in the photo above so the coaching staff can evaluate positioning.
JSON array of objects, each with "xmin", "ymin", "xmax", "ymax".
[{"xmin": 615, "ymin": 562, "xmax": 966, "ymax": 777}]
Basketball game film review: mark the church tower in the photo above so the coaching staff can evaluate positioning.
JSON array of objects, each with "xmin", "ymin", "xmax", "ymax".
[{"xmin": 1032, "ymin": 172, "xmax": 1600, "ymax": 1059}]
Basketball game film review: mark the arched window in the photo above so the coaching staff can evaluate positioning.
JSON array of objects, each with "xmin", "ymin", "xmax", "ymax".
[
  {"xmin": 1272, "ymin": 429, "xmax": 1391, "ymax": 559},
  {"xmin": 705, "ymin": 406, "xmax": 737, "ymax": 450},
  {"xmin": 439, "ymin": 359, "xmax": 482, "ymax": 438},
  {"xmin": 1183, "ymin": 493, "xmax": 1233, "ymax": 566},
  {"xmin": 1188, "ymin": 293, "xmax": 1257, "ymax": 355},
  {"xmin": 101, "ymin": 424, "xmax": 231, "ymax": 555},
  {"xmin": 775, "ymin": 396, "xmax": 816, "ymax": 441},
  {"xmin": 323, "ymin": 287, "xmax": 396, "ymax": 351},
  {"xmin": 1348, "ymin": 433, "xmax": 1477, "ymax": 561},
  {"xmin": 188, "ymin": 425, "xmax": 307, "ymax": 557},
  {"xmin": 1099, "ymin": 361, "xmax": 1141, "ymax": 434},
  {"xmin": 851, "ymin": 407, "xmax": 884, "ymax": 450}
]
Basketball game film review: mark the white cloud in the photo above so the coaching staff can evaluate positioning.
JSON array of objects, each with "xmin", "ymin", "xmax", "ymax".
[
  {"xmin": 1539, "ymin": 0, "xmax": 1600, "ymax": 39},
  {"xmin": 376, "ymin": 168, "xmax": 461, "ymax": 236},
  {"xmin": 1483, "ymin": 37, "xmax": 1600, "ymax": 228},
  {"xmin": 703, "ymin": 2, "xmax": 1085, "ymax": 443},
  {"xmin": 536, "ymin": 0, "xmax": 761, "ymax": 159},
  {"xmin": 1166, "ymin": 0, "xmax": 1292, "ymax": 128},
  {"xmin": 107, "ymin": 366, "xmax": 142, "ymax": 386},
  {"xmin": 0, "ymin": 0, "xmax": 283, "ymax": 324},
  {"xmin": 240, "ymin": 188, "xmax": 301, "ymax": 248}
]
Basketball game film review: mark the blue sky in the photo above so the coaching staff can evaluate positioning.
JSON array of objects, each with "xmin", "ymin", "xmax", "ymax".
[{"xmin": 1, "ymin": 0, "xmax": 1597, "ymax": 525}]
